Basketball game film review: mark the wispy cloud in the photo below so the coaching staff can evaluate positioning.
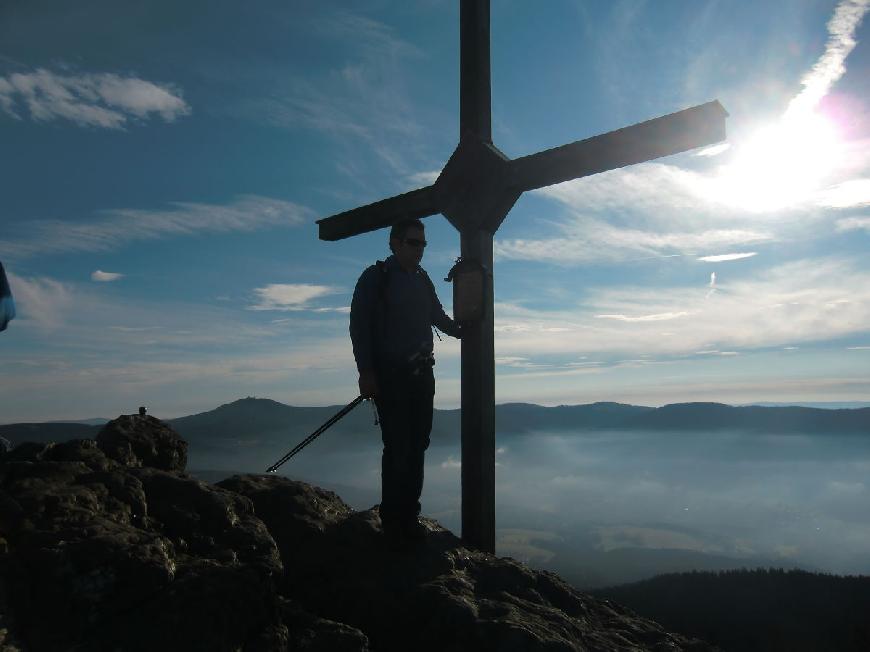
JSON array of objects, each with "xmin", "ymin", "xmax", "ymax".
[
  {"xmin": 91, "ymin": 270, "xmax": 124, "ymax": 282},
  {"xmin": 821, "ymin": 180, "xmax": 870, "ymax": 209},
  {"xmin": 695, "ymin": 143, "xmax": 731, "ymax": 157},
  {"xmin": 698, "ymin": 253, "xmax": 758, "ymax": 262},
  {"xmin": 492, "ymin": 161, "xmax": 778, "ymax": 266},
  {"xmin": 248, "ymin": 283, "xmax": 342, "ymax": 311},
  {"xmin": 595, "ymin": 312, "xmax": 691, "ymax": 323},
  {"xmin": 406, "ymin": 170, "xmax": 440, "ymax": 186},
  {"xmin": 706, "ymin": 272, "xmax": 718, "ymax": 299},
  {"xmin": 5, "ymin": 273, "xmax": 74, "ymax": 330},
  {"xmin": 836, "ymin": 216, "xmax": 870, "ymax": 232},
  {"xmin": 785, "ymin": 0, "xmax": 870, "ymax": 118},
  {"xmin": 502, "ymin": 0, "xmax": 869, "ymax": 266},
  {"xmin": 1, "ymin": 195, "xmax": 311, "ymax": 260},
  {"xmin": 496, "ymin": 218, "xmax": 771, "ymax": 265},
  {"xmin": 232, "ymin": 9, "xmax": 433, "ymax": 186},
  {"xmin": 0, "ymin": 68, "xmax": 190, "ymax": 128},
  {"xmin": 490, "ymin": 257, "xmax": 870, "ymax": 359}
]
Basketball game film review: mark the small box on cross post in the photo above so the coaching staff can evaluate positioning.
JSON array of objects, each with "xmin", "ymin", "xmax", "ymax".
[{"xmin": 446, "ymin": 257, "xmax": 487, "ymax": 322}]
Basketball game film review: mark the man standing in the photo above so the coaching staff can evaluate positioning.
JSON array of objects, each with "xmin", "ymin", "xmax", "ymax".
[{"xmin": 350, "ymin": 219, "xmax": 461, "ymax": 546}]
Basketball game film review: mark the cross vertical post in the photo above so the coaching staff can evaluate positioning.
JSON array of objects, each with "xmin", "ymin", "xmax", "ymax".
[
  {"xmin": 459, "ymin": 228, "xmax": 496, "ymax": 553},
  {"xmin": 460, "ymin": 0, "xmax": 491, "ymax": 143},
  {"xmin": 315, "ymin": 0, "xmax": 727, "ymax": 556},
  {"xmin": 458, "ymin": 0, "xmax": 496, "ymax": 554}
]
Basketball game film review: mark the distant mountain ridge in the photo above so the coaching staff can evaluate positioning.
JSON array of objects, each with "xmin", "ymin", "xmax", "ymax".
[{"xmin": 3, "ymin": 398, "xmax": 868, "ymax": 446}]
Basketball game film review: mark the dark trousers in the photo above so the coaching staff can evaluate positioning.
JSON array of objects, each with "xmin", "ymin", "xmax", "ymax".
[{"xmin": 374, "ymin": 367, "xmax": 435, "ymax": 530}]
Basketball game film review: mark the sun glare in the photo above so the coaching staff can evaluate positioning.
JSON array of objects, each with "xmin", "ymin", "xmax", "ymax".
[{"xmin": 713, "ymin": 112, "xmax": 843, "ymax": 212}]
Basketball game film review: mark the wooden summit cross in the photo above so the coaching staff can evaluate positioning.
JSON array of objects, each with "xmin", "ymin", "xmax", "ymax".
[{"xmin": 317, "ymin": 0, "xmax": 727, "ymax": 553}]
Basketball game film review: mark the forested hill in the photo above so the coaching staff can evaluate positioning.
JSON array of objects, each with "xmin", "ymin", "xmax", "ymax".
[
  {"xmin": 495, "ymin": 401, "xmax": 870, "ymax": 433},
  {"xmin": 593, "ymin": 568, "xmax": 870, "ymax": 652},
  {"xmin": 2, "ymin": 399, "xmax": 868, "ymax": 446}
]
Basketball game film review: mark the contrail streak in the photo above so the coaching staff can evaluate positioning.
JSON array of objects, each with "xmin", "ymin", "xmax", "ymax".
[{"xmin": 786, "ymin": 0, "xmax": 870, "ymax": 118}]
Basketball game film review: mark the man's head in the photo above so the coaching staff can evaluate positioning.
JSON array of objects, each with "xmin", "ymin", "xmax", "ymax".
[{"xmin": 389, "ymin": 219, "xmax": 427, "ymax": 271}]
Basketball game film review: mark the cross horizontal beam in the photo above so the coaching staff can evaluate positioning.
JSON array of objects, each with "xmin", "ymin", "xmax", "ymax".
[
  {"xmin": 317, "ymin": 101, "xmax": 726, "ymax": 242},
  {"xmin": 317, "ymin": 186, "xmax": 438, "ymax": 241},
  {"xmin": 512, "ymin": 100, "xmax": 728, "ymax": 192}
]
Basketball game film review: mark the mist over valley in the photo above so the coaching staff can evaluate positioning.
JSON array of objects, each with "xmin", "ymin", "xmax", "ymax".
[{"xmin": 6, "ymin": 397, "xmax": 868, "ymax": 589}]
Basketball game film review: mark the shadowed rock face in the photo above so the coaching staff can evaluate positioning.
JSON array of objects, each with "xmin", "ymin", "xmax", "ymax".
[
  {"xmin": 223, "ymin": 475, "xmax": 714, "ymax": 652},
  {"xmin": 0, "ymin": 416, "xmax": 714, "ymax": 652},
  {"xmin": 96, "ymin": 414, "xmax": 188, "ymax": 472}
]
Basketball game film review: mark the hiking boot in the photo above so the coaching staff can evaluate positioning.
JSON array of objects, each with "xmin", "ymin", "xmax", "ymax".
[
  {"xmin": 382, "ymin": 523, "xmax": 408, "ymax": 550},
  {"xmin": 402, "ymin": 519, "xmax": 427, "ymax": 542}
]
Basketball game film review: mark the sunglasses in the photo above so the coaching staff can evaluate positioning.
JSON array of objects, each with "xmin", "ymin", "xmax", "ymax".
[{"xmin": 403, "ymin": 237, "xmax": 427, "ymax": 248}]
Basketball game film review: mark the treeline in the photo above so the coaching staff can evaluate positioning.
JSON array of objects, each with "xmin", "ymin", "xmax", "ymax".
[{"xmin": 592, "ymin": 568, "xmax": 870, "ymax": 651}]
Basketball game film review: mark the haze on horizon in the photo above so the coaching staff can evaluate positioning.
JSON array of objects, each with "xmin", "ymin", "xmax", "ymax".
[
  {"xmin": 184, "ymin": 419, "xmax": 870, "ymax": 588},
  {"xmin": 2, "ymin": 0, "xmax": 869, "ymax": 422}
]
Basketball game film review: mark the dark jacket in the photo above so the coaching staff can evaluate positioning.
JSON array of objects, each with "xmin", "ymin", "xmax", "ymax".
[{"xmin": 349, "ymin": 255, "xmax": 459, "ymax": 374}]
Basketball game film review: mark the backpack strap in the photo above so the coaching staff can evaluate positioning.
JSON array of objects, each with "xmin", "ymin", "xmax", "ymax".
[
  {"xmin": 375, "ymin": 259, "xmax": 389, "ymax": 310},
  {"xmin": 417, "ymin": 267, "xmax": 444, "ymax": 341},
  {"xmin": 373, "ymin": 260, "xmax": 443, "ymax": 341}
]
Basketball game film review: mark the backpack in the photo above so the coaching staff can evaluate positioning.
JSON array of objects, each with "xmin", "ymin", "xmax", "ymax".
[{"xmin": 374, "ymin": 260, "xmax": 443, "ymax": 341}]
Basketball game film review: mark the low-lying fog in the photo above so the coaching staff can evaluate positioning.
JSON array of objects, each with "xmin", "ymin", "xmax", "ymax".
[{"xmin": 190, "ymin": 428, "xmax": 870, "ymax": 588}]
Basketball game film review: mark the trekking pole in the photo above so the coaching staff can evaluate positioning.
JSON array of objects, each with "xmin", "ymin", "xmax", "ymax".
[{"xmin": 265, "ymin": 395, "xmax": 366, "ymax": 473}]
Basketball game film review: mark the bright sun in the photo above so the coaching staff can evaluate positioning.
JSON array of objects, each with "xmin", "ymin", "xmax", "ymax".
[{"xmin": 713, "ymin": 111, "xmax": 843, "ymax": 212}]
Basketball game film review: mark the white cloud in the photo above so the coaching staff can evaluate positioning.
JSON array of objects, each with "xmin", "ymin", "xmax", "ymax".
[
  {"xmin": 238, "ymin": 10, "xmax": 426, "ymax": 181},
  {"xmin": 406, "ymin": 170, "xmax": 440, "ymax": 186},
  {"xmin": 695, "ymin": 143, "xmax": 731, "ymax": 157},
  {"xmin": 536, "ymin": 163, "xmax": 712, "ymax": 223},
  {"xmin": 595, "ymin": 312, "xmax": 691, "ymax": 323},
  {"xmin": 500, "ymin": 0, "xmax": 869, "ymax": 266},
  {"xmin": 496, "ymin": 221, "xmax": 771, "ymax": 265},
  {"xmin": 836, "ymin": 216, "xmax": 870, "ymax": 233},
  {"xmin": 1, "ymin": 195, "xmax": 311, "ymax": 260},
  {"xmin": 495, "ymin": 356, "xmax": 528, "ymax": 365},
  {"xmin": 494, "ymin": 356, "xmax": 550, "ymax": 369},
  {"xmin": 491, "ymin": 257, "xmax": 870, "ymax": 359},
  {"xmin": 0, "ymin": 77, "xmax": 15, "ymax": 115},
  {"xmin": 0, "ymin": 68, "xmax": 190, "ymax": 128},
  {"xmin": 494, "ymin": 162, "xmax": 776, "ymax": 266},
  {"xmin": 91, "ymin": 270, "xmax": 124, "ymax": 282},
  {"xmin": 5, "ymin": 273, "xmax": 74, "ymax": 329},
  {"xmin": 311, "ymin": 306, "xmax": 352, "ymax": 314},
  {"xmin": 785, "ymin": 0, "xmax": 870, "ymax": 118},
  {"xmin": 249, "ymin": 284, "xmax": 341, "ymax": 311},
  {"xmin": 698, "ymin": 253, "xmax": 758, "ymax": 262},
  {"xmin": 706, "ymin": 273, "xmax": 718, "ymax": 299},
  {"xmin": 819, "ymin": 179, "xmax": 870, "ymax": 208}
]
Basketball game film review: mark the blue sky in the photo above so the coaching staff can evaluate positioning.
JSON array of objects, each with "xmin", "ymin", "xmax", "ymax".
[{"xmin": 1, "ymin": 0, "xmax": 869, "ymax": 422}]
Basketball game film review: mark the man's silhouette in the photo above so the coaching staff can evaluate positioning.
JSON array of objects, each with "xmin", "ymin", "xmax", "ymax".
[{"xmin": 350, "ymin": 219, "xmax": 461, "ymax": 546}]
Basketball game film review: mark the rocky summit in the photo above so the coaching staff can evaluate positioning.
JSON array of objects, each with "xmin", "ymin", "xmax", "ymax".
[{"xmin": 0, "ymin": 414, "xmax": 714, "ymax": 652}]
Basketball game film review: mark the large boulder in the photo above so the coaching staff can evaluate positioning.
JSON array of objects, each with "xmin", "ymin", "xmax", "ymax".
[
  {"xmin": 0, "ymin": 421, "xmax": 284, "ymax": 651},
  {"xmin": 96, "ymin": 413, "xmax": 188, "ymax": 472},
  {"xmin": 225, "ymin": 474, "xmax": 715, "ymax": 652}
]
